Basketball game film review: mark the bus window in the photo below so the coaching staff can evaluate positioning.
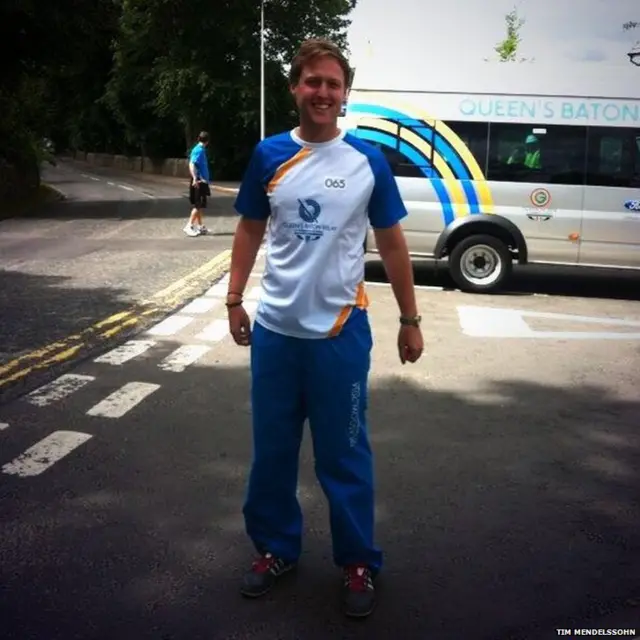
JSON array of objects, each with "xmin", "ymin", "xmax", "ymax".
[
  {"xmin": 487, "ymin": 123, "xmax": 587, "ymax": 185},
  {"xmin": 586, "ymin": 127, "xmax": 640, "ymax": 188},
  {"xmin": 437, "ymin": 121, "xmax": 489, "ymax": 176},
  {"xmin": 394, "ymin": 119, "xmax": 435, "ymax": 178}
]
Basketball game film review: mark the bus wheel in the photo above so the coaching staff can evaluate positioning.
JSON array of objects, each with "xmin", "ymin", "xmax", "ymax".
[{"xmin": 449, "ymin": 234, "xmax": 512, "ymax": 293}]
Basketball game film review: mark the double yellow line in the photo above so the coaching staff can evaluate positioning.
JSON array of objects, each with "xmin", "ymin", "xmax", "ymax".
[{"xmin": 0, "ymin": 250, "xmax": 232, "ymax": 389}]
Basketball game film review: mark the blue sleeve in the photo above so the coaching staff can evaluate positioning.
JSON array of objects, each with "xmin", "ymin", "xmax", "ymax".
[
  {"xmin": 367, "ymin": 150, "xmax": 408, "ymax": 229},
  {"xmin": 234, "ymin": 144, "xmax": 271, "ymax": 220},
  {"xmin": 189, "ymin": 146, "xmax": 199, "ymax": 165}
]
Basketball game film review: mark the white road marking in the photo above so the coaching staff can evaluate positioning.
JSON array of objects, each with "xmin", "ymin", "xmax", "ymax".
[
  {"xmin": 142, "ymin": 193, "xmax": 154, "ymax": 199},
  {"xmin": 458, "ymin": 306, "xmax": 532, "ymax": 338},
  {"xmin": 457, "ymin": 305, "xmax": 640, "ymax": 339},
  {"xmin": 196, "ymin": 319, "xmax": 229, "ymax": 342},
  {"xmin": 2, "ymin": 431, "xmax": 92, "ymax": 477},
  {"xmin": 159, "ymin": 345, "xmax": 211, "ymax": 372},
  {"xmin": 218, "ymin": 273, "xmax": 230, "ymax": 284},
  {"xmin": 81, "ymin": 174, "xmax": 90, "ymax": 178},
  {"xmin": 89, "ymin": 176, "xmax": 100, "ymax": 181},
  {"xmin": 146, "ymin": 314, "xmax": 194, "ymax": 336},
  {"xmin": 204, "ymin": 282, "xmax": 228, "ymax": 297},
  {"xmin": 86, "ymin": 382, "xmax": 160, "ymax": 419},
  {"xmin": 211, "ymin": 185, "xmax": 239, "ymax": 194},
  {"xmin": 521, "ymin": 309, "xmax": 640, "ymax": 327},
  {"xmin": 107, "ymin": 181, "xmax": 116, "ymax": 186},
  {"xmin": 94, "ymin": 218, "xmax": 139, "ymax": 240},
  {"xmin": 180, "ymin": 297, "xmax": 221, "ymax": 314},
  {"xmin": 118, "ymin": 184, "xmax": 135, "ymax": 191},
  {"xmin": 0, "ymin": 422, "xmax": 9, "ymax": 430},
  {"xmin": 94, "ymin": 339, "xmax": 156, "ymax": 365},
  {"xmin": 365, "ymin": 280, "xmax": 444, "ymax": 291},
  {"xmin": 26, "ymin": 374, "xmax": 95, "ymax": 407}
]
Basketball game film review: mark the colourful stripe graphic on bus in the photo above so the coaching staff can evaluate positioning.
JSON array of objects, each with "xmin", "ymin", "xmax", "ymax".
[{"xmin": 345, "ymin": 97, "xmax": 494, "ymax": 225}]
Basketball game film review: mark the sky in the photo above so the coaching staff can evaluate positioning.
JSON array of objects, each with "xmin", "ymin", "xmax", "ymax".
[{"xmin": 346, "ymin": 0, "xmax": 640, "ymax": 68}]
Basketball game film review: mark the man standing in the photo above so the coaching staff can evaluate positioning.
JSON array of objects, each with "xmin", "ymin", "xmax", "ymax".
[
  {"xmin": 184, "ymin": 130, "xmax": 211, "ymax": 237},
  {"xmin": 226, "ymin": 38, "xmax": 423, "ymax": 618}
]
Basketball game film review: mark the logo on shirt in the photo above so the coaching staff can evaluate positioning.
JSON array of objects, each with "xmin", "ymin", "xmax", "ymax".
[
  {"xmin": 282, "ymin": 198, "xmax": 338, "ymax": 243},
  {"xmin": 298, "ymin": 198, "xmax": 321, "ymax": 223}
]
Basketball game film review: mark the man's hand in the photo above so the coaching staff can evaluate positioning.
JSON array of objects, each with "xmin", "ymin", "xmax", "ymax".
[
  {"xmin": 398, "ymin": 324, "xmax": 423, "ymax": 364},
  {"xmin": 228, "ymin": 303, "xmax": 252, "ymax": 346}
]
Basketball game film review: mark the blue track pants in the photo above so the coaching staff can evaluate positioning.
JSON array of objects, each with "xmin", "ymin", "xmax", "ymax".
[{"xmin": 243, "ymin": 312, "xmax": 383, "ymax": 573}]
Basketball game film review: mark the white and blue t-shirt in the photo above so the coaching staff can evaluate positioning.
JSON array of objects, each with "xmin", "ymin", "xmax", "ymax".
[{"xmin": 234, "ymin": 128, "xmax": 408, "ymax": 339}]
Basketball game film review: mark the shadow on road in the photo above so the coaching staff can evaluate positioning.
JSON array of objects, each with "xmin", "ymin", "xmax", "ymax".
[
  {"xmin": 365, "ymin": 258, "xmax": 640, "ymax": 302},
  {"xmin": 0, "ymin": 270, "xmax": 133, "ymax": 360},
  {"xmin": 0, "ymin": 352, "xmax": 638, "ymax": 639},
  {"xmin": 0, "ymin": 269, "xmax": 148, "ymax": 407}
]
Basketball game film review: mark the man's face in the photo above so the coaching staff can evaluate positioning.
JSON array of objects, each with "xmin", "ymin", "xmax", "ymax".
[{"xmin": 290, "ymin": 56, "xmax": 347, "ymax": 128}]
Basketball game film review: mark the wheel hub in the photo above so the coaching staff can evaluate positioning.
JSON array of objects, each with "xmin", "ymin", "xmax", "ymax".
[{"xmin": 460, "ymin": 244, "xmax": 502, "ymax": 285}]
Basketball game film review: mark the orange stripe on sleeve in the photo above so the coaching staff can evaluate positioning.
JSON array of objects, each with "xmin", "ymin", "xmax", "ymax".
[{"xmin": 267, "ymin": 147, "xmax": 312, "ymax": 194}]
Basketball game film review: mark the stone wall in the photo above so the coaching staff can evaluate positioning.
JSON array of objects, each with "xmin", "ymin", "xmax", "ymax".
[{"xmin": 74, "ymin": 151, "xmax": 191, "ymax": 178}]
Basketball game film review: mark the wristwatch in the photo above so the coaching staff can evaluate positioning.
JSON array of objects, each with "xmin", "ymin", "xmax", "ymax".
[{"xmin": 400, "ymin": 315, "xmax": 422, "ymax": 327}]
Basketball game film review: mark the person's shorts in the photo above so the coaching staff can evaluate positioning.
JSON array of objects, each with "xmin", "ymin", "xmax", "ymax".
[{"xmin": 189, "ymin": 181, "xmax": 211, "ymax": 208}]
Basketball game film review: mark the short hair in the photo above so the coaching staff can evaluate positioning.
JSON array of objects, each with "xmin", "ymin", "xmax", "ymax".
[
  {"xmin": 289, "ymin": 38, "xmax": 351, "ymax": 88},
  {"xmin": 198, "ymin": 131, "xmax": 209, "ymax": 143}
]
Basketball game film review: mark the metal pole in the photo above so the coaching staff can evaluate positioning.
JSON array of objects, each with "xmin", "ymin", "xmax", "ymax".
[{"xmin": 260, "ymin": 0, "xmax": 265, "ymax": 140}]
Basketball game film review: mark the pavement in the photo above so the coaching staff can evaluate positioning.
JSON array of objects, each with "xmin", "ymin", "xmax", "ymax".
[
  {"xmin": 0, "ymin": 161, "xmax": 240, "ymax": 403},
  {"xmin": 1, "ymin": 233, "xmax": 639, "ymax": 639}
]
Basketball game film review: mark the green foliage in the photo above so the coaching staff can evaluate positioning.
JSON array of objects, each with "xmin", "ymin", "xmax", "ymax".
[
  {"xmin": 494, "ymin": 7, "xmax": 525, "ymax": 62},
  {"xmin": 1, "ymin": 0, "xmax": 358, "ymax": 184}
]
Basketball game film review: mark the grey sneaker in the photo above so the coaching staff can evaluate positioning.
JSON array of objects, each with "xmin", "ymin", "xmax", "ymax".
[
  {"xmin": 240, "ymin": 552, "xmax": 296, "ymax": 598},
  {"xmin": 342, "ymin": 565, "xmax": 376, "ymax": 618}
]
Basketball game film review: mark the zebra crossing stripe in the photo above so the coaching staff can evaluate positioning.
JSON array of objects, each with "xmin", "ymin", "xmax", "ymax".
[
  {"xmin": 26, "ymin": 374, "xmax": 95, "ymax": 407},
  {"xmin": 2, "ymin": 431, "xmax": 92, "ymax": 477},
  {"xmin": 94, "ymin": 340, "xmax": 156, "ymax": 365},
  {"xmin": 159, "ymin": 345, "xmax": 211, "ymax": 372},
  {"xmin": 86, "ymin": 382, "xmax": 160, "ymax": 419}
]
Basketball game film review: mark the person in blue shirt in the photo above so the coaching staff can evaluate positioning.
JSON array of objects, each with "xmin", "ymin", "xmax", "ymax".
[
  {"xmin": 184, "ymin": 131, "xmax": 211, "ymax": 237},
  {"xmin": 226, "ymin": 38, "xmax": 424, "ymax": 618}
]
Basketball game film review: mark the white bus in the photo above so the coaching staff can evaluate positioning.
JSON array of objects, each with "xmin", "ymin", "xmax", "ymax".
[{"xmin": 339, "ymin": 58, "xmax": 640, "ymax": 292}]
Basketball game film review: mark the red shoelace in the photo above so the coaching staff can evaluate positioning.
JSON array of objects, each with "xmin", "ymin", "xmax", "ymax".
[
  {"xmin": 252, "ymin": 554, "xmax": 277, "ymax": 573},
  {"xmin": 345, "ymin": 566, "xmax": 371, "ymax": 592}
]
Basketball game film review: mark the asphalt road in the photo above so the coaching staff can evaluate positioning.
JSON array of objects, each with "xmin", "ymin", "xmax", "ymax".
[
  {"xmin": 0, "ymin": 161, "xmax": 239, "ymax": 399},
  {"xmin": 1, "ymin": 249, "xmax": 639, "ymax": 639}
]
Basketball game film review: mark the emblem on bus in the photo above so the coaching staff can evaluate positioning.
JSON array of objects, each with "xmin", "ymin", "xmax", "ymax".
[{"xmin": 530, "ymin": 188, "xmax": 551, "ymax": 208}]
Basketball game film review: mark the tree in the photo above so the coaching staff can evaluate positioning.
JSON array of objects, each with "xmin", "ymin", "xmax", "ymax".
[
  {"xmin": 493, "ymin": 6, "xmax": 529, "ymax": 62},
  {"xmin": 0, "ymin": 0, "xmax": 120, "ymax": 194},
  {"xmin": 1, "ymin": 0, "xmax": 360, "ymax": 193},
  {"xmin": 623, "ymin": 18, "xmax": 639, "ymax": 65},
  {"xmin": 105, "ymin": 0, "xmax": 358, "ymax": 176}
]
